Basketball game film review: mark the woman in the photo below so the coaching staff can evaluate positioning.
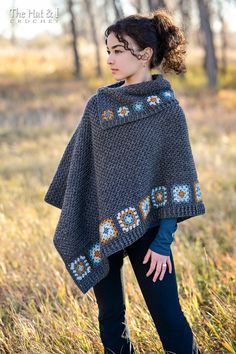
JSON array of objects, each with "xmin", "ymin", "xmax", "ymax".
[{"xmin": 44, "ymin": 9, "xmax": 205, "ymax": 354}]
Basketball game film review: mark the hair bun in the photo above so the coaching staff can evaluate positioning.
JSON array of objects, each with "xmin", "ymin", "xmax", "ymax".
[{"xmin": 151, "ymin": 9, "xmax": 173, "ymax": 33}]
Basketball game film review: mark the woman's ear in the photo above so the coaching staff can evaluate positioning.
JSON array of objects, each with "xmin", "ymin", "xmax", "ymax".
[{"xmin": 142, "ymin": 47, "xmax": 153, "ymax": 61}]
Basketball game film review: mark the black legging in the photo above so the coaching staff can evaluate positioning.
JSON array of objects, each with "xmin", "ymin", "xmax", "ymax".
[{"xmin": 93, "ymin": 225, "xmax": 201, "ymax": 354}]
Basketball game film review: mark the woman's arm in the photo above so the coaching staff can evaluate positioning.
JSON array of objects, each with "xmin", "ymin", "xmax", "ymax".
[{"xmin": 149, "ymin": 218, "xmax": 178, "ymax": 256}]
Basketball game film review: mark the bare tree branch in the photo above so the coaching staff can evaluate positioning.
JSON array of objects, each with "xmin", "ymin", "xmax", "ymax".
[
  {"xmin": 67, "ymin": 0, "xmax": 81, "ymax": 79},
  {"xmin": 196, "ymin": 0, "xmax": 218, "ymax": 88},
  {"xmin": 84, "ymin": 0, "xmax": 102, "ymax": 77},
  {"xmin": 112, "ymin": 0, "xmax": 124, "ymax": 19}
]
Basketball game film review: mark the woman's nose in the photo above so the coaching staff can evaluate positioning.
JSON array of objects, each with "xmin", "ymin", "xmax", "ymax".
[{"xmin": 107, "ymin": 54, "xmax": 114, "ymax": 65}]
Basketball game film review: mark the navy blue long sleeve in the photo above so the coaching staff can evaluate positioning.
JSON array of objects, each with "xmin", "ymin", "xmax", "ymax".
[{"xmin": 149, "ymin": 218, "xmax": 178, "ymax": 256}]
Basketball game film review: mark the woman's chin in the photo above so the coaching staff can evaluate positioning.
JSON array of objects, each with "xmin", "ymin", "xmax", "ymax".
[{"xmin": 113, "ymin": 74, "xmax": 125, "ymax": 81}]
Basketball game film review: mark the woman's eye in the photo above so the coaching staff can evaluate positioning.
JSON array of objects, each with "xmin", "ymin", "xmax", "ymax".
[{"xmin": 107, "ymin": 50, "xmax": 123, "ymax": 55}]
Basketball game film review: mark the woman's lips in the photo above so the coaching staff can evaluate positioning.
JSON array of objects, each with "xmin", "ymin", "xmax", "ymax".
[{"xmin": 111, "ymin": 69, "xmax": 119, "ymax": 72}]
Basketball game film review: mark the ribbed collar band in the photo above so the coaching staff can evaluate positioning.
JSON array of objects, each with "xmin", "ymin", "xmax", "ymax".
[{"xmin": 96, "ymin": 73, "xmax": 177, "ymax": 129}]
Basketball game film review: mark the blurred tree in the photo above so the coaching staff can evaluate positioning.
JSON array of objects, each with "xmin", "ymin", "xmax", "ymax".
[
  {"xmin": 10, "ymin": 0, "xmax": 17, "ymax": 45},
  {"xmin": 67, "ymin": 0, "xmax": 81, "ymax": 79},
  {"xmin": 216, "ymin": 0, "xmax": 228, "ymax": 74},
  {"xmin": 83, "ymin": 0, "xmax": 102, "ymax": 77},
  {"xmin": 103, "ymin": 0, "xmax": 111, "ymax": 24},
  {"xmin": 178, "ymin": 0, "xmax": 191, "ymax": 37},
  {"xmin": 112, "ymin": 0, "xmax": 124, "ymax": 19},
  {"xmin": 147, "ymin": 0, "xmax": 167, "ymax": 10},
  {"xmin": 196, "ymin": 0, "xmax": 218, "ymax": 88},
  {"xmin": 130, "ymin": 0, "xmax": 143, "ymax": 12}
]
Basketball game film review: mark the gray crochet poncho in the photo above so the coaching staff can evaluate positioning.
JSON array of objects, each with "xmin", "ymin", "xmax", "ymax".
[{"xmin": 44, "ymin": 73, "xmax": 206, "ymax": 294}]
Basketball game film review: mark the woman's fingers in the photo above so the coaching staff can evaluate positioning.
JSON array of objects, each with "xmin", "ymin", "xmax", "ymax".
[
  {"xmin": 157, "ymin": 264, "xmax": 167, "ymax": 281},
  {"xmin": 152, "ymin": 262, "xmax": 164, "ymax": 282},
  {"xmin": 146, "ymin": 257, "xmax": 157, "ymax": 277},
  {"xmin": 143, "ymin": 249, "xmax": 151, "ymax": 264},
  {"xmin": 144, "ymin": 250, "xmax": 172, "ymax": 281},
  {"xmin": 167, "ymin": 257, "xmax": 172, "ymax": 273}
]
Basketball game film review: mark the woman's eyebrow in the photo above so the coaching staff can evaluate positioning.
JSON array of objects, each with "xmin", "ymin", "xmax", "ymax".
[{"xmin": 106, "ymin": 44, "xmax": 125, "ymax": 50}]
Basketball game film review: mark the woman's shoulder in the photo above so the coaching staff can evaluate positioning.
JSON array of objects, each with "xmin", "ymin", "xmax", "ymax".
[
  {"xmin": 82, "ymin": 93, "xmax": 98, "ymax": 115},
  {"xmin": 86, "ymin": 93, "xmax": 98, "ymax": 106}
]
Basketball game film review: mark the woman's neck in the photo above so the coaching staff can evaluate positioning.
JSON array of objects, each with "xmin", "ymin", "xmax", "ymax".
[{"xmin": 120, "ymin": 71, "xmax": 153, "ymax": 87}]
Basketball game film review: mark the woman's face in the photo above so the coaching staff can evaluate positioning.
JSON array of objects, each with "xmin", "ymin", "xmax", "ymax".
[{"xmin": 106, "ymin": 32, "xmax": 148, "ymax": 81}]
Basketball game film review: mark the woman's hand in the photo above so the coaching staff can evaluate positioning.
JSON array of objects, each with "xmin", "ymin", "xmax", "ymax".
[{"xmin": 143, "ymin": 249, "xmax": 172, "ymax": 282}]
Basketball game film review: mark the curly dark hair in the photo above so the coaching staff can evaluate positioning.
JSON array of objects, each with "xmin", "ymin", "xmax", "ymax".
[{"xmin": 104, "ymin": 9, "xmax": 187, "ymax": 75}]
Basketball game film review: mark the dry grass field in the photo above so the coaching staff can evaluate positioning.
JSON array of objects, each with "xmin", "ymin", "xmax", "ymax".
[{"xmin": 0, "ymin": 46, "xmax": 235, "ymax": 353}]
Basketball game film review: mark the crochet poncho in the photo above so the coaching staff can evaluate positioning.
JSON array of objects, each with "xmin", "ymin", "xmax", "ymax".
[{"xmin": 44, "ymin": 73, "xmax": 206, "ymax": 294}]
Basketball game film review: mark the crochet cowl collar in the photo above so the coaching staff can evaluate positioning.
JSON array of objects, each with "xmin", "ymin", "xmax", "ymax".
[{"xmin": 96, "ymin": 73, "xmax": 177, "ymax": 129}]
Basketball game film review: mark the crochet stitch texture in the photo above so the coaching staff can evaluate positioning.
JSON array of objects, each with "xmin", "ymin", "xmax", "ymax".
[{"xmin": 44, "ymin": 73, "xmax": 206, "ymax": 294}]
